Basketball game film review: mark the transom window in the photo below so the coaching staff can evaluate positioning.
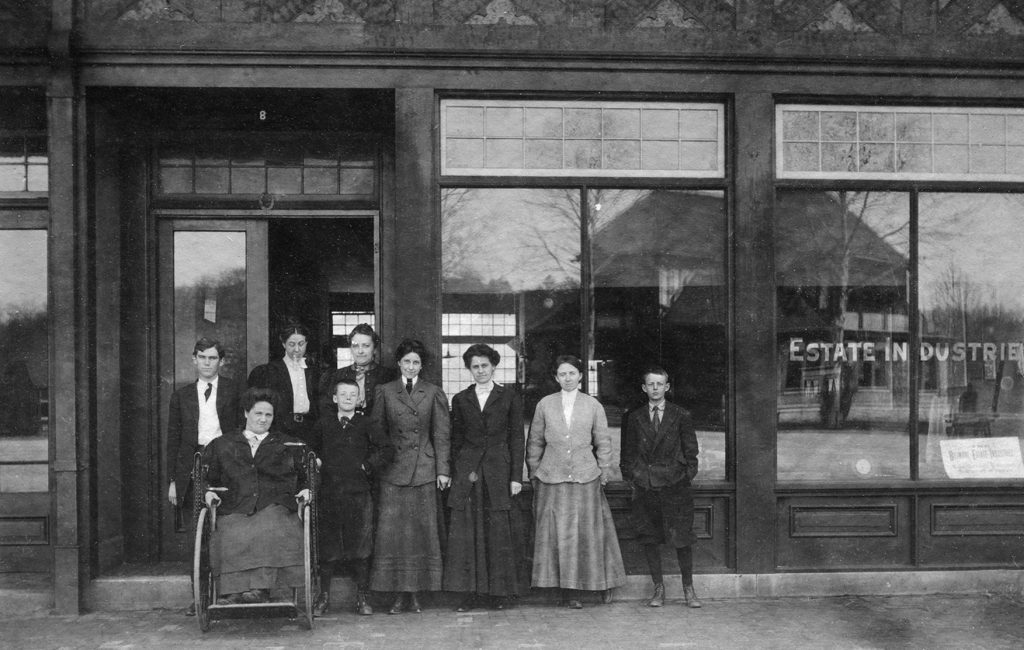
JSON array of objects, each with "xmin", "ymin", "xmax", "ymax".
[
  {"xmin": 441, "ymin": 100, "xmax": 725, "ymax": 178},
  {"xmin": 777, "ymin": 104, "xmax": 1024, "ymax": 181}
]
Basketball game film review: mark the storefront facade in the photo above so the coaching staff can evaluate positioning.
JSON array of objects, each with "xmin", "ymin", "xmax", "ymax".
[{"xmin": 3, "ymin": 1, "xmax": 1024, "ymax": 613}]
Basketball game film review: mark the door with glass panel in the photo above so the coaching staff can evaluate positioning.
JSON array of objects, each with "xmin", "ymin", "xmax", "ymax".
[
  {"xmin": 157, "ymin": 220, "xmax": 268, "ymax": 559},
  {"xmin": 0, "ymin": 227, "xmax": 50, "ymax": 572}
]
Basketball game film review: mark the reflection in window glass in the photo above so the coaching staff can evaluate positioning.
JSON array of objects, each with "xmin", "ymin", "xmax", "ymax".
[
  {"xmin": 776, "ymin": 191, "xmax": 910, "ymax": 481},
  {"xmin": 588, "ymin": 190, "xmax": 727, "ymax": 480},
  {"xmin": 441, "ymin": 188, "xmax": 582, "ymax": 414},
  {"xmin": 173, "ymin": 232, "xmax": 247, "ymax": 386},
  {"xmin": 0, "ymin": 230, "xmax": 48, "ymax": 493},
  {"xmin": 919, "ymin": 194, "xmax": 1024, "ymax": 480}
]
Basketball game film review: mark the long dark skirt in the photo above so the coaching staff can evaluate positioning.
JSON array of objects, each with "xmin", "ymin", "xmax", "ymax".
[
  {"xmin": 210, "ymin": 504, "xmax": 305, "ymax": 594},
  {"xmin": 531, "ymin": 479, "xmax": 626, "ymax": 591},
  {"xmin": 370, "ymin": 482, "xmax": 444, "ymax": 592},
  {"xmin": 443, "ymin": 477, "xmax": 527, "ymax": 597}
]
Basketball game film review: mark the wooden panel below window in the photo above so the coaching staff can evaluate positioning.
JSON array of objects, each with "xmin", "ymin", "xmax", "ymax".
[
  {"xmin": 919, "ymin": 496, "xmax": 1024, "ymax": 566},
  {"xmin": 0, "ymin": 516, "xmax": 48, "ymax": 545},
  {"xmin": 931, "ymin": 504, "xmax": 1024, "ymax": 536},
  {"xmin": 777, "ymin": 497, "xmax": 911, "ymax": 570}
]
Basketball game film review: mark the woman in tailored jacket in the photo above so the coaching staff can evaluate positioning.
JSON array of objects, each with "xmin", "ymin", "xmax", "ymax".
[
  {"xmin": 443, "ymin": 344, "xmax": 527, "ymax": 610},
  {"xmin": 368, "ymin": 338, "xmax": 451, "ymax": 614}
]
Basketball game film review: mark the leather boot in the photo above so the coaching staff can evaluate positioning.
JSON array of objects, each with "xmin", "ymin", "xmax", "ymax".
[
  {"xmin": 388, "ymin": 592, "xmax": 405, "ymax": 615},
  {"xmin": 312, "ymin": 591, "xmax": 330, "ymax": 617},
  {"xmin": 408, "ymin": 592, "xmax": 422, "ymax": 613},
  {"xmin": 355, "ymin": 590, "xmax": 373, "ymax": 616},
  {"xmin": 647, "ymin": 583, "xmax": 665, "ymax": 607},
  {"xmin": 682, "ymin": 583, "xmax": 703, "ymax": 609}
]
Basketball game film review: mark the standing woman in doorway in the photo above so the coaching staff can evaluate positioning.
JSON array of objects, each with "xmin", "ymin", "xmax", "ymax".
[
  {"xmin": 248, "ymin": 323, "xmax": 318, "ymax": 445},
  {"xmin": 527, "ymin": 354, "xmax": 626, "ymax": 608},
  {"xmin": 369, "ymin": 338, "xmax": 451, "ymax": 614},
  {"xmin": 444, "ymin": 343, "xmax": 527, "ymax": 611},
  {"xmin": 319, "ymin": 323, "xmax": 395, "ymax": 417}
]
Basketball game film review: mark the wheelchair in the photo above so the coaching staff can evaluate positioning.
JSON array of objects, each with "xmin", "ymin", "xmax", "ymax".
[{"xmin": 191, "ymin": 450, "xmax": 321, "ymax": 632}]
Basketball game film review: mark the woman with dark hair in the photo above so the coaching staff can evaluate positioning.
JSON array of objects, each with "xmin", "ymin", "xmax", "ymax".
[
  {"xmin": 319, "ymin": 323, "xmax": 395, "ymax": 417},
  {"xmin": 527, "ymin": 354, "xmax": 625, "ymax": 608},
  {"xmin": 443, "ymin": 343, "xmax": 527, "ymax": 611},
  {"xmin": 247, "ymin": 323, "xmax": 318, "ymax": 445},
  {"xmin": 369, "ymin": 338, "xmax": 451, "ymax": 614},
  {"xmin": 202, "ymin": 387, "xmax": 312, "ymax": 604}
]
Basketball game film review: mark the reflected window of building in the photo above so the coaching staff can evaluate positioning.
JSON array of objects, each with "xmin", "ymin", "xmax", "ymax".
[
  {"xmin": 441, "ymin": 187, "xmax": 727, "ymax": 481},
  {"xmin": 775, "ymin": 190, "xmax": 911, "ymax": 481},
  {"xmin": 173, "ymin": 232, "xmax": 248, "ymax": 384},
  {"xmin": 0, "ymin": 91, "xmax": 47, "ymax": 196},
  {"xmin": 918, "ymin": 193, "xmax": 1024, "ymax": 480},
  {"xmin": 0, "ymin": 229, "xmax": 49, "ymax": 493}
]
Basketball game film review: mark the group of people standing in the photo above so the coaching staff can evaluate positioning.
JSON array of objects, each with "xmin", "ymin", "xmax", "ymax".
[{"xmin": 166, "ymin": 323, "xmax": 702, "ymax": 617}]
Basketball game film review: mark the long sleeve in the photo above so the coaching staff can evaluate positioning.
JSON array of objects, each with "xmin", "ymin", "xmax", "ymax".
[
  {"xmin": 450, "ymin": 393, "xmax": 466, "ymax": 466},
  {"xmin": 678, "ymin": 410, "xmax": 700, "ymax": 482},
  {"xmin": 166, "ymin": 389, "xmax": 183, "ymax": 484},
  {"xmin": 508, "ymin": 390, "xmax": 525, "ymax": 484},
  {"xmin": 526, "ymin": 405, "xmax": 547, "ymax": 478},
  {"xmin": 431, "ymin": 387, "xmax": 452, "ymax": 477},
  {"xmin": 366, "ymin": 418, "xmax": 395, "ymax": 474},
  {"xmin": 592, "ymin": 403, "xmax": 612, "ymax": 480}
]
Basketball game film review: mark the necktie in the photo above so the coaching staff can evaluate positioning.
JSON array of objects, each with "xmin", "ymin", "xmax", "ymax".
[
  {"xmin": 204, "ymin": 383, "xmax": 212, "ymax": 402},
  {"xmin": 406, "ymin": 378, "xmax": 413, "ymax": 395},
  {"xmin": 652, "ymin": 406, "xmax": 661, "ymax": 432},
  {"xmin": 340, "ymin": 416, "xmax": 351, "ymax": 427}
]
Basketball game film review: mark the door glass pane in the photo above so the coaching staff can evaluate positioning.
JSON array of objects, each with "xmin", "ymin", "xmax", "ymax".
[
  {"xmin": 919, "ymin": 193, "xmax": 1024, "ymax": 480},
  {"xmin": 173, "ymin": 232, "xmax": 247, "ymax": 385},
  {"xmin": 0, "ymin": 230, "xmax": 48, "ymax": 493},
  {"xmin": 440, "ymin": 187, "xmax": 582, "ymax": 426},
  {"xmin": 588, "ymin": 189, "xmax": 727, "ymax": 481},
  {"xmin": 776, "ymin": 191, "xmax": 911, "ymax": 481}
]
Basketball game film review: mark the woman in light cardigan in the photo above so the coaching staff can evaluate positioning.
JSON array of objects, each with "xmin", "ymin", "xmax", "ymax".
[{"xmin": 526, "ymin": 355, "xmax": 625, "ymax": 608}]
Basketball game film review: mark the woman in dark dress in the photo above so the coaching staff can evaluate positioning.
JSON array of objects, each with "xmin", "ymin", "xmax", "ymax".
[
  {"xmin": 318, "ymin": 323, "xmax": 394, "ymax": 418},
  {"xmin": 369, "ymin": 338, "xmax": 451, "ymax": 614},
  {"xmin": 443, "ymin": 344, "xmax": 527, "ymax": 611},
  {"xmin": 247, "ymin": 323, "xmax": 318, "ymax": 445}
]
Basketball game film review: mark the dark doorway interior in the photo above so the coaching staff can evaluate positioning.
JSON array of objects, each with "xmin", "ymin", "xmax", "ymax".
[{"xmin": 267, "ymin": 218, "xmax": 375, "ymax": 372}]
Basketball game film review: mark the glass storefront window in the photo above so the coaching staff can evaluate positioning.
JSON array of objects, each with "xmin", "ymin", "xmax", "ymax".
[
  {"xmin": 441, "ymin": 187, "xmax": 728, "ymax": 482},
  {"xmin": 776, "ymin": 190, "xmax": 910, "ymax": 481},
  {"xmin": 0, "ymin": 230, "xmax": 48, "ymax": 493},
  {"xmin": 918, "ymin": 193, "xmax": 1024, "ymax": 480},
  {"xmin": 173, "ymin": 232, "xmax": 247, "ymax": 384}
]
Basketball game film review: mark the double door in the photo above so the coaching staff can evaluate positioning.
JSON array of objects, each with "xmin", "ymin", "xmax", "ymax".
[{"xmin": 157, "ymin": 213, "xmax": 377, "ymax": 559}]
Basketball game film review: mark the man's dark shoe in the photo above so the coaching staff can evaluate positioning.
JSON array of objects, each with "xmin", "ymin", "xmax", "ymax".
[
  {"xmin": 683, "ymin": 584, "xmax": 703, "ymax": 609},
  {"xmin": 312, "ymin": 591, "xmax": 330, "ymax": 617},
  {"xmin": 647, "ymin": 582, "xmax": 665, "ymax": 607},
  {"xmin": 408, "ymin": 592, "xmax": 422, "ymax": 613}
]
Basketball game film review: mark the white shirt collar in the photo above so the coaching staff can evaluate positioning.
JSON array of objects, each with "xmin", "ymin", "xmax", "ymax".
[
  {"xmin": 475, "ymin": 380, "xmax": 495, "ymax": 393},
  {"xmin": 283, "ymin": 356, "xmax": 307, "ymax": 370},
  {"xmin": 244, "ymin": 429, "xmax": 269, "ymax": 442},
  {"xmin": 197, "ymin": 376, "xmax": 220, "ymax": 388}
]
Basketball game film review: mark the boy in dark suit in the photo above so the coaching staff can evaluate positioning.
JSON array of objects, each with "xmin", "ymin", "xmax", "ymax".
[
  {"xmin": 310, "ymin": 378, "xmax": 393, "ymax": 616},
  {"xmin": 621, "ymin": 366, "xmax": 702, "ymax": 609}
]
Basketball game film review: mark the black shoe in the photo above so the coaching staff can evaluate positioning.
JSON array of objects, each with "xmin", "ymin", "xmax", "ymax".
[
  {"xmin": 565, "ymin": 598, "xmax": 583, "ymax": 609},
  {"xmin": 408, "ymin": 592, "xmax": 422, "ymax": 613},
  {"xmin": 388, "ymin": 593, "xmax": 405, "ymax": 615},
  {"xmin": 647, "ymin": 583, "xmax": 665, "ymax": 608},
  {"xmin": 355, "ymin": 590, "xmax": 374, "ymax": 616},
  {"xmin": 216, "ymin": 592, "xmax": 245, "ymax": 606},
  {"xmin": 240, "ymin": 589, "xmax": 268, "ymax": 604},
  {"xmin": 489, "ymin": 596, "xmax": 506, "ymax": 610},
  {"xmin": 312, "ymin": 591, "xmax": 330, "ymax": 617},
  {"xmin": 185, "ymin": 601, "xmax": 196, "ymax": 616},
  {"xmin": 455, "ymin": 595, "xmax": 477, "ymax": 612},
  {"xmin": 683, "ymin": 584, "xmax": 703, "ymax": 609}
]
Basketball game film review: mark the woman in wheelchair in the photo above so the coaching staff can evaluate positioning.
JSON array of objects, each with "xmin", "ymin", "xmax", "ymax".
[{"xmin": 201, "ymin": 387, "xmax": 313, "ymax": 605}]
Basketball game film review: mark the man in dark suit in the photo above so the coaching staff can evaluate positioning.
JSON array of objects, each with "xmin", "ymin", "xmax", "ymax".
[
  {"xmin": 248, "ymin": 323, "xmax": 318, "ymax": 445},
  {"xmin": 620, "ymin": 365, "xmax": 702, "ymax": 609},
  {"xmin": 166, "ymin": 337, "xmax": 242, "ymax": 511}
]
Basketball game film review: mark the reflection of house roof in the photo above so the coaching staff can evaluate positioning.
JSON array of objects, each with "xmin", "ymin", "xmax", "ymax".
[
  {"xmin": 775, "ymin": 191, "xmax": 907, "ymax": 287},
  {"xmin": 591, "ymin": 190, "xmax": 725, "ymax": 288}
]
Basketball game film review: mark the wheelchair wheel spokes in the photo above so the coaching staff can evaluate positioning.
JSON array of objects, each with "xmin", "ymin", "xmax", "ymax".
[{"xmin": 193, "ymin": 507, "xmax": 212, "ymax": 632}]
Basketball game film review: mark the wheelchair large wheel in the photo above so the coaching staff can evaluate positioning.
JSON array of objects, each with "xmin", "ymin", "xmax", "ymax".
[
  {"xmin": 302, "ymin": 504, "xmax": 314, "ymax": 629},
  {"xmin": 193, "ymin": 507, "xmax": 212, "ymax": 633}
]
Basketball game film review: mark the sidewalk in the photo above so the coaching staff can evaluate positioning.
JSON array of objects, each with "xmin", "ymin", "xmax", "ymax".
[{"xmin": 2, "ymin": 593, "xmax": 1023, "ymax": 649}]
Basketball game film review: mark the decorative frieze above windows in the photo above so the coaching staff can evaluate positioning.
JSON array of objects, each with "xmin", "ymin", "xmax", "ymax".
[
  {"xmin": 778, "ymin": 105, "xmax": 1024, "ymax": 181},
  {"xmin": 441, "ymin": 100, "xmax": 725, "ymax": 178}
]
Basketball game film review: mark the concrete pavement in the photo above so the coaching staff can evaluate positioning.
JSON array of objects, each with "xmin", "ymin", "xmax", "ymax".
[{"xmin": 3, "ymin": 592, "xmax": 1024, "ymax": 649}]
